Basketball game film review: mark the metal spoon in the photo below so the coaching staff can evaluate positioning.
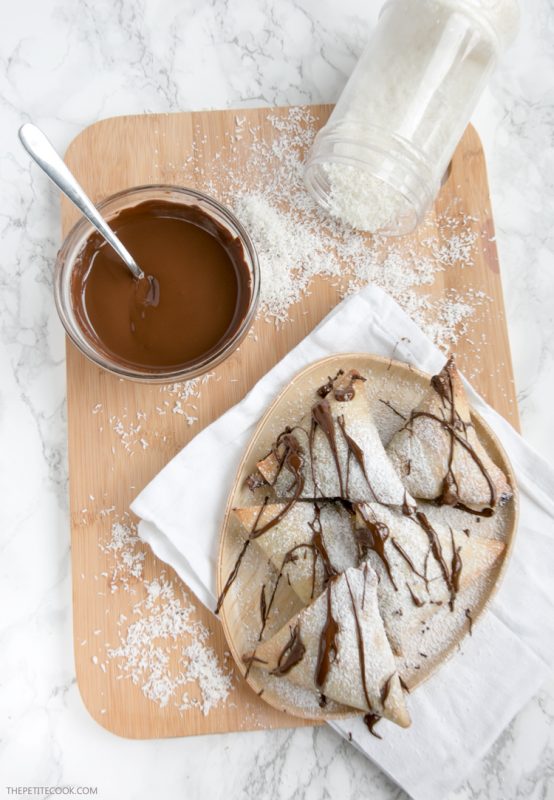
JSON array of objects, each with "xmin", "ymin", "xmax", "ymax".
[{"xmin": 18, "ymin": 123, "xmax": 144, "ymax": 280}]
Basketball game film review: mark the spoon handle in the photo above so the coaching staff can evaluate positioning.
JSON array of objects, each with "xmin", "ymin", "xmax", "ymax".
[{"xmin": 18, "ymin": 123, "xmax": 144, "ymax": 280}]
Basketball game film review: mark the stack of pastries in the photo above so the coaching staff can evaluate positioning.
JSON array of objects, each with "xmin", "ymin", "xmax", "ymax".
[{"xmin": 218, "ymin": 358, "xmax": 514, "ymax": 734}]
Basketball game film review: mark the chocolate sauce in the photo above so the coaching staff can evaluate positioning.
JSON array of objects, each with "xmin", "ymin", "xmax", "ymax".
[
  {"xmin": 249, "ymin": 434, "xmax": 305, "ymax": 538},
  {"xmin": 317, "ymin": 370, "xmax": 344, "ymax": 399},
  {"xmin": 355, "ymin": 506, "xmax": 398, "ymax": 590},
  {"xmin": 390, "ymin": 538, "xmax": 427, "ymax": 584},
  {"xmin": 450, "ymin": 527, "xmax": 463, "ymax": 608},
  {"xmin": 270, "ymin": 624, "xmax": 306, "ymax": 676},
  {"xmin": 332, "ymin": 369, "xmax": 366, "ymax": 401},
  {"xmin": 257, "ymin": 543, "xmax": 315, "ymax": 644},
  {"xmin": 406, "ymin": 584, "xmax": 425, "ymax": 607},
  {"xmin": 315, "ymin": 583, "xmax": 340, "ymax": 689},
  {"xmin": 363, "ymin": 713, "xmax": 383, "ymax": 739},
  {"xmin": 344, "ymin": 572, "xmax": 373, "ymax": 713},
  {"xmin": 311, "ymin": 399, "xmax": 344, "ymax": 497},
  {"xmin": 378, "ymin": 398, "xmax": 407, "ymax": 421},
  {"xmin": 415, "ymin": 511, "xmax": 459, "ymax": 610},
  {"xmin": 408, "ymin": 409, "xmax": 498, "ymax": 512},
  {"xmin": 402, "ymin": 491, "xmax": 416, "ymax": 517},
  {"xmin": 242, "ymin": 653, "xmax": 268, "ymax": 679},
  {"xmin": 260, "ymin": 584, "xmax": 267, "ymax": 625},
  {"xmin": 72, "ymin": 200, "xmax": 251, "ymax": 370},
  {"xmin": 465, "ymin": 607, "xmax": 474, "ymax": 635},
  {"xmin": 404, "ymin": 358, "xmax": 503, "ymax": 512},
  {"xmin": 216, "ymin": 498, "xmax": 269, "ymax": 614},
  {"xmin": 309, "ymin": 505, "xmax": 339, "ymax": 594},
  {"xmin": 215, "ymin": 538, "xmax": 250, "ymax": 614},
  {"xmin": 337, "ymin": 415, "xmax": 378, "ymax": 502},
  {"xmin": 317, "ymin": 369, "xmax": 365, "ymax": 401}
]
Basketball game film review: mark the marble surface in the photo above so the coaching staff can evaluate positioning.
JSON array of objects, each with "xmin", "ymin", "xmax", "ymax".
[{"xmin": 1, "ymin": 1, "xmax": 553, "ymax": 798}]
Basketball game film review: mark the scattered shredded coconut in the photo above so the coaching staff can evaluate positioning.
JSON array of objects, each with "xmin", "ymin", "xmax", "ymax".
[
  {"xmin": 107, "ymin": 574, "xmax": 233, "ymax": 713},
  {"xmin": 191, "ymin": 106, "xmax": 492, "ymax": 344},
  {"xmin": 95, "ymin": 517, "xmax": 233, "ymax": 716},
  {"xmin": 161, "ymin": 373, "xmax": 215, "ymax": 425},
  {"xmin": 99, "ymin": 517, "xmax": 146, "ymax": 591}
]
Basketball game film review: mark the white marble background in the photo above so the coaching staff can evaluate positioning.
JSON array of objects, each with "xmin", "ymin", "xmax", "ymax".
[{"xmin": 1, "ymin": 1, "xmax": 553, "ymax": 798}]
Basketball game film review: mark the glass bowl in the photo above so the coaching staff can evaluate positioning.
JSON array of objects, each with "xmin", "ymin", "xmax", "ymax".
[{"xmin": 54, "ymin": 185, "xmax": 260, "ymax": 382}]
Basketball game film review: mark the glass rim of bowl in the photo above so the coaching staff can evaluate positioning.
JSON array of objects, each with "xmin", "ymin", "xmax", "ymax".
[{"xmin": 54, "ymin": 184, "xmax": 261, "ymax": 383}]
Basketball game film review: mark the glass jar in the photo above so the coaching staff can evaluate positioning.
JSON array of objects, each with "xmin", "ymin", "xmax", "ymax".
[
  {"xmin": 304, "ymin": 0, "xmax": 519, "ymax": 236},
  {"xmin": 55, "ymin": 185, "xmax": 260, "ymax": 382}
]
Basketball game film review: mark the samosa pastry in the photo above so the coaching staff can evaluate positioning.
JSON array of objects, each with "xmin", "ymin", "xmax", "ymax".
[
  {"xmin": 233, "ymin": 501, "xmax": 357, "ymax": 605},
  {"xmin": 253, "ymin": 369, "xmax": 413, "ymax": 508},
  {"xmin": 251, "ymin": 564, "xmax": 411, "ymax": 728},
  {"xmin": 354, "ymin": 502, "xmax": 504, "ymax": 656},
  {"xmin": 386, "ymin": 357, "xmax": 512, "ymax": 513}
]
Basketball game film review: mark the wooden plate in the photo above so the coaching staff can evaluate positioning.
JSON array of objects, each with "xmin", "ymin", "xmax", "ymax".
[{"xmin": 217, "ymin": 353, "xmax": 519, "ymax": 721}]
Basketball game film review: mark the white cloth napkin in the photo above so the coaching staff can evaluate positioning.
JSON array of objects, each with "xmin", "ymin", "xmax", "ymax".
[{"xmin": 131, "ymin": 285, "xmax": 554, "ymax": 800}]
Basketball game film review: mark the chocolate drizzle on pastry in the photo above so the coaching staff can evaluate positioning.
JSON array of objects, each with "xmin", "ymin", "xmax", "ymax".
[
  {"xmin": 337, "ymin": 415, "xmax": 378, "ymax": 502},
  {"xmin": 355, "ymin": 505, "xmax": 398, "ymax": 590},
  {"xmin": 223, "ymin": 360, "xmax": 509, "ymax": 736},
  {"xmin": 249, "ymin": 433, "xmax": 305, "ymax": 538},
  {"xmin": 390, "ymin": 538, "xmax": 428, "ymax": 586},
  {"xmin": 317, "ymin": 369, "xmax": 365, "ymax": 401},
  {"xmin": 308, "ymin": 504, "xmax": 339, "ymax": 597},
  {"xmin": 216, "ymin": 538, "xmax": 251, "ymax": 615},
  {"xmin": 216, "ymin": 498, "xmax": 268, "ymax": 614},
  {"xmin": 311, "ymin": 399, "xmax": 344, "ymax": 498},
  {"xmin": 401, "ymin": 357, "xmax": 503, "ymax": 514},
  {"xmin": 465, "ymin": 607, "xmax": 474, "ymax": 635},
  {"xmin": 449, "ymin": 528, "xmax": 463, "ymax": 608},
  {"xmin": 414, "ymin": 511, "xmax": 462, "ymax": 611},
  {"xmin": 344, "ymin": 570, "xmax": 373, "ymax": 714},
  {"xmin": 378, "ymin": 398, "xmax": 407, "ymax": 421},
  {"xmin": 406, "ymin": 584, "xmax": 425, "ymax": 608},
  {"xmin": 270, "ymin": 623, "xmax": 306, "ymax": 676},
  {"xmin": 363, "ymin": 712, "xmax": 383, "ymax": 739},
  {"xmin": 315, "ymin": 581, "xmax": 340, "ymax": 689}
]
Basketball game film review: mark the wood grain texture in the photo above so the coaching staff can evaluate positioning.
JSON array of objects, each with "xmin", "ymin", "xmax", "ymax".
[{"xmin": 63, "ymin": 105, "xmax": 519, "ymax": 739}]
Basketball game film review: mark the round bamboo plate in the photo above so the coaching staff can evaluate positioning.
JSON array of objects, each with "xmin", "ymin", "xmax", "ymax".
[{"xmin": 217, "ymin": 353, "xmax": 519, "ymax": 722}]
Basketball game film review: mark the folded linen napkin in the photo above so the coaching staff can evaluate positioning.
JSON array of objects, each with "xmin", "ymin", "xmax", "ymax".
[{"xmin": 131, "ymin": 285, "xmax": 554, "ymax": 800}]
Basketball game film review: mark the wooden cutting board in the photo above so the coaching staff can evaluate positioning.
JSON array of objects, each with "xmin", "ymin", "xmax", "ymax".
[{"xmin": 64, "ymin": 105, "xmax": 519, "ymax": 739}]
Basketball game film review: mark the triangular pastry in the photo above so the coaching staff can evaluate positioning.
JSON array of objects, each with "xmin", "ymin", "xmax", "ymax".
[
  {"xmin": 252, "ymin": 370, "xmax": 413, "ymax": 508},
  {"xmin": 233, "ymin": 501, "xmax": 357, "ymax": 605},
  {"xmin": 251, "ymin": 564, "xmax": 411, "ymax": 728},
  {"xmin": 386, "ymin": 357, "xmax": 513, "ymax": 513},
  {"xmin": 354, "ymin": 502, "xmax": 505, "ymax": 656}
]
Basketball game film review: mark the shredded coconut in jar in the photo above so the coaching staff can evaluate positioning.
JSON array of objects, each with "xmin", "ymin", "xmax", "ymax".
[
  {"xmin": 321, "ymin": 164, "xmax": 404, "ymax": 233},
  {"xmin": 305, "ymin": 0, "xmax": 519, "ymax": 233}
]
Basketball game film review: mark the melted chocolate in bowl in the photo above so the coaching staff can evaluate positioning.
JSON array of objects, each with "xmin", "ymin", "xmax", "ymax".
[{"xmin": 71, "ymin": 200, "xmax": 252, "ymax": 371}]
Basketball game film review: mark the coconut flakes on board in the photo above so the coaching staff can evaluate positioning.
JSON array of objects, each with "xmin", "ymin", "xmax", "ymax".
[
  {"xmin": 92, "ymin": 516, "xmax": 234, "ymax": 716},
  {"xmin": 184, "ymin": 107, "xmax": 492, "ymax": 345}
]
